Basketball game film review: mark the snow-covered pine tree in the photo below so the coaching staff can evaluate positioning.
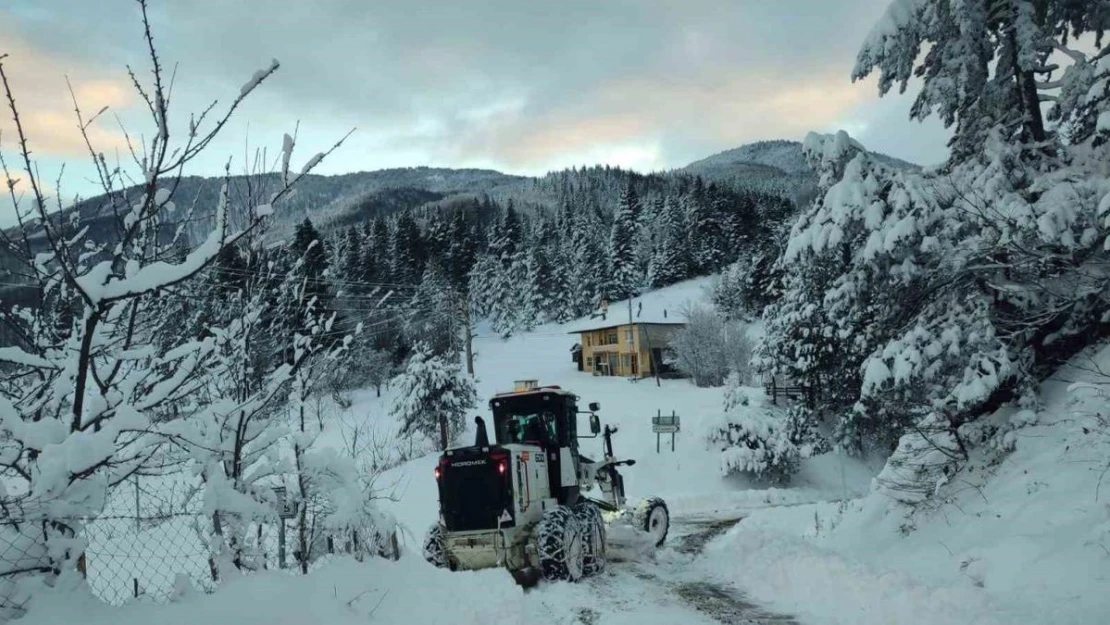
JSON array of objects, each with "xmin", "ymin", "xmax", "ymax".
[
  {"xmin": 489, "ymin": 201, "xmax": 522, "ymax": 266},
  {"xmin": 853, "ymin": 0, "xmax": 1106, "ymax": 164},
  {"xmin": 390, "ymin": 212, "xmax": 424, "ymax": 285},
  {"xmin": 609, "ymin": 182, "xmax": 642, "ymax": 299},
  {"xmin": 682, "ymin": 177, "xmax": 709, "ymax": 274},
  {"xmin": 445, "ymin": 208, "xmax": 478, "ymax": 293},
  {"xmin": 647, "ymin": 195, "xmax": 690, "ymax": 288},
  {"xmin": 697, "ymin": 183, "xmax": 727, "ymax": 272},
  {"xmin": 288, "ymin": 218, "xmax": 339, "ymax": 342},
  {"xmin": 737, "ymin": 247, "xmax": 784, "ymax": 315},
  {"xmin": 391, "ymin": 343, "xmax": 477, "ymax": 448},
  {"xmin": 709, "ymin": 373, "xmax": 803, "ymax": 485},
  {"xmin": 568, "ymin": 210, "xmax": 609, "ymax": 317},
  {"xmin": 407, "ymin": 262, "xmax": 461, "ymax": 356},
  {"xmin": 467, "ymin": 253, "xmax": 500, "ymax": 319},
  {"xmin": 340, "ymin": 225, "xmax": 363, "ymax": 293},
  {"xmin": 362, "ymin": 217, "xmax": 390, "ymax": 287}
]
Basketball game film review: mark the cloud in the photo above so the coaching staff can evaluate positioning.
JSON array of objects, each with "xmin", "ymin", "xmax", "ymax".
[
  {"xmin": 406, "ymin": 64, "xmax": 869, "ymax": 173},
  {"xmin": 2, "ymin": 0, "xmax": 948, "ymax": 179},
  {"xmin": 0, "ymin": 21, "xmax": 133, "ymax": 159}
]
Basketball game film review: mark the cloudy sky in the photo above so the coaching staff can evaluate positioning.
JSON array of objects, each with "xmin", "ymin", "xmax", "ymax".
[{"xmin": 1, "ymin": 0, "xmax": 949, "ymax": 208}]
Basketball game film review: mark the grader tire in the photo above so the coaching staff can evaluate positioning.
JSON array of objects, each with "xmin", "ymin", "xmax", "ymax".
[
  {"xmin": 535, "ymin": 506, "xmax": 586, "ymax": 582},
  {"xmin": 422, "ymin": 523, "xmax": 448, "ymax": 568},
  {"xmin": 573, "ymin": 501, "xmax": 606, "ymax": 576},
  {"xmin": 633, "ymin": 497, "xmax": 670, "ymax": 547}
]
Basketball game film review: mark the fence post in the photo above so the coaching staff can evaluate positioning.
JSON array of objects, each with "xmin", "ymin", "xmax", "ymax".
[
  {"xmin": 278, "ymin": 519, "xmax": 286, "ymax": 569},
  {"xmin": 134, "ymin": 475, "xmax": 140, "ymax": 532},
  {"xmin": 133, "ymin": 578, "xmax": 139, "ymax": 599}
]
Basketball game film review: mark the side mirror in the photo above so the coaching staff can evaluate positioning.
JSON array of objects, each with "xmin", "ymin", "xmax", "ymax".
[
  {"xmin": 589, "ymin": 414, "xmax": 601, "ymax": 435},
  {"xmin": 588, "ymin": 401, "xmax": 600, "ymax": 412}
]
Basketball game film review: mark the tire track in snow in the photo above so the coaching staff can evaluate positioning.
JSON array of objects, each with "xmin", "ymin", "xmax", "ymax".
[{"xmin": 644, "ymin": 516, "xmax": 802, "ymax": 624}]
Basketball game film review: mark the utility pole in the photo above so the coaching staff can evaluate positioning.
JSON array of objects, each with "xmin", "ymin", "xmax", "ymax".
[
  {"xmin": 627, "ymin": 294, "xmax": 635, "ymax": 377},
  {"xmin": 462, "ymin": 296, "xmax": 474, "ymax": 376},
  {"xmin": 642, "ymin": 323, "xmax": 661, "ymax": 387},
  {"xmin": 629, "ymin": 290, "xmax": 661, "ymax": 386}
]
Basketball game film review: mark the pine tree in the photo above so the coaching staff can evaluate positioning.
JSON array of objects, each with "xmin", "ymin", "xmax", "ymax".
[
  {"xmin": 407, "ymin": 262, "xmax": 460, "ymax": 356},
  {"xmin": 341, "ymin": 225, "xmax": 362, "ymax": 293},
  {"xmin": 359, "ymin": 220, "xmax": 381, "ymax": 291},
  {"xmin": 390, "ymin": 213, "xmax": 424, "ymax": 285},
  {"xmin": 361, "ymin": 217, "xmax": 390, "ymax": 286},
  {"xmin": 608, "ymin": 182, "xmax": 642, "ymax": 298},
  {"xmin": 445, "ymin": 209, "xmax": 478, "ymax": 294},
  {"xmin": 648, "ymin": 196, "xmax": 690, "ymax": 288},
  {"xmin": 288, "ymin": 218, "xmax": 336, "ymax": 338},
  {"xmin": 850, "ymin": 0, "xmax": 1105, "ymax": 163},
  {"xmin": 695, "ymin": 183, "xmax": 726, "ymax": 273},
  {"xmin": 391, "ymin": 343, "xmax": 477, "ymax": 446},
  {"xmin": 467, "ymin": 253, "xmax": 500, "ymax": 318},
  {"xmin": 569, "ymin": 211, "xmax": 608, "ymax": 316},
  {"xmin": 683, "ymin": 178, "xmax": 707, "ymax": 274},
  {"xmin": 489, "ymin": 202, "xmax": 522, "ymax": 267}
]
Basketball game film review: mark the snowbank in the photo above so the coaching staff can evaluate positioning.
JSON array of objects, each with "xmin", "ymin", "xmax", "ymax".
[
  {"xmin": 702, "ymin": 526, "xmax": 1012, "ymax": 625},
  {"xmin": 702, "ymin": 343, "xmax": 1110, "ymax": 625},
  {"xmin": 20, "ymin": 556, "xmax": 529, "ymax": 625}
]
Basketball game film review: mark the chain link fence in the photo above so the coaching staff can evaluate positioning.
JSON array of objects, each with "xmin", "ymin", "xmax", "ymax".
[{"xmin": 2, "ymin": 475, "xmax": 396, "ymax": 614}]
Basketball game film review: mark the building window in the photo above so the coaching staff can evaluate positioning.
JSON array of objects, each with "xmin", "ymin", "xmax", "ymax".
[
  {"xmin": 624, "ymin": 328, "xmax": 633, "ymax": 343},
  {"xmin": 621, "ymin": 354, "xmax": 631, "ymax": 370},
  {"xmin": 585, "ymin": 357, "xmax": 593, "ymax": 369},
  {"xmin": 585, "ymin": 335, "xmax": 591, "ymax": 347},
  {"xmin": 606, "ymin": 331, "xmax": 618, "ymax": 345}
]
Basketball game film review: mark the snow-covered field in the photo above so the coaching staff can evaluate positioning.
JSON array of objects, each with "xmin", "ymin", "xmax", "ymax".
[{"xmin": 17, "ymin": 278, "xmax": 1110, "ymax": 625}]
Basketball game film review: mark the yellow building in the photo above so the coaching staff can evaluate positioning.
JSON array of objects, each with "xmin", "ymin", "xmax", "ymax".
[{"xmin": 570, "ymin": 319, "xmax": 685, "ymax": 378}]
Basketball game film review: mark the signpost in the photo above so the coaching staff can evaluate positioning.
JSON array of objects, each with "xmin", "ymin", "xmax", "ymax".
[
  {"xmin": 273, "ymin": 487, "xmax": 298, "ymax": 569},
  {"xmin": 652, "ymin": 410, "xmax": 680, "ymax": 453}
]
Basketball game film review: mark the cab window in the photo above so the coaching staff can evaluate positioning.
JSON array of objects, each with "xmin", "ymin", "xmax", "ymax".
[{"xmin": 500, "ymin": 411, "xmax": 557, "ymax": 445}]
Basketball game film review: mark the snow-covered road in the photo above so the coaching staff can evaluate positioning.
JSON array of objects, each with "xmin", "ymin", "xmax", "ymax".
[{"xmin": 508, "ymin": 513, "xmax": 801, "ymax": 625}]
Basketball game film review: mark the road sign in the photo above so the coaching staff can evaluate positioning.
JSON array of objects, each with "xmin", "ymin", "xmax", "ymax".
[
  {"xmin": 652, "ymin": 411, "xmax": 680, "ymax": 452},
  {"xmin": 651, "ymin": 414, "xmax": 680, "ymax": 433},
  {"xmin": 272, "ymin": 486, "xmax": 298, "ymax": 520}
]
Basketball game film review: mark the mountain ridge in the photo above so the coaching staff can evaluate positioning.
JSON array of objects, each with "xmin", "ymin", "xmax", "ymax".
[{"xmin": 8, "ymin": 138, "xmax": 919, "ymax": 248}]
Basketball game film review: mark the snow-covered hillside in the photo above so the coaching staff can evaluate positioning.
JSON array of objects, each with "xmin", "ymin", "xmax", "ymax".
[{"xmin": 699, "ymin": 345, "xmax": 1110, "ymax": 625}]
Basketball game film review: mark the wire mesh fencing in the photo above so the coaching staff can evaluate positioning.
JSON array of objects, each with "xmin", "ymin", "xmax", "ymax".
[{"xmin": 2, "ymin": 475, "xmax": 396, "ymax": 613}]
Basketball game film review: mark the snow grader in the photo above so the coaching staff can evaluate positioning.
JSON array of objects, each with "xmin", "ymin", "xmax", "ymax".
[{"xmin": 422, "ymin": 380, "xmax": 670, "ymax": 586}]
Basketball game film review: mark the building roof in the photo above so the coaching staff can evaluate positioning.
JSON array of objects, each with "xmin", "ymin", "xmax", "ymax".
[{"xmin": 565, "ymin": 307, "xmax": 686, "ymax": 334}]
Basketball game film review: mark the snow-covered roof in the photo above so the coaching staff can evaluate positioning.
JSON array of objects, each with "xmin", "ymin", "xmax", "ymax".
[
  {"xmin": 562, "ymin": 278, "xmax": 706, "ymax": 334},
  {"xmin": 565, "ymin": 307, "xmax": 686, "ymax": 334}
]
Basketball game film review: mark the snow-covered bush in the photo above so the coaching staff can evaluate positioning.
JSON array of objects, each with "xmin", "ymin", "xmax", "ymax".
[
  {"xmin": 873, "ymin": 413, "xmax": 964, "ymax": 505},
  {"xmin": 296, "ymin": 448, "xmax": 398, "ymax": 566},
  {"xmin": 709, "ymin": 374, "xmax": 804, "ymax": 484},
  {"xmin": 668, "ymin": 304, "xmax": 752, "ymax": 387}
]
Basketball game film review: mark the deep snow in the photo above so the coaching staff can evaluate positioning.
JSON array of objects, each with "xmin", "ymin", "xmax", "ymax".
[{"xmin": 698, "ymin": 345, "xmax": 1110, "ymax": 625}]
